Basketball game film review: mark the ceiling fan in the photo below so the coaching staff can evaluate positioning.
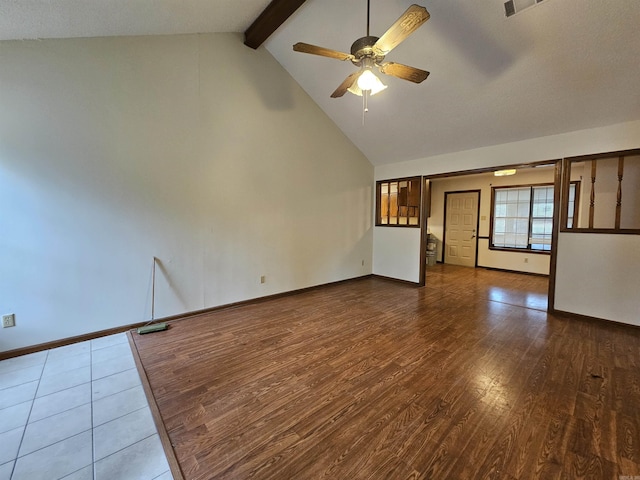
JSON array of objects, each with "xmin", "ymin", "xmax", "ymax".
[{"xmin": 292, "ymin": 1, "xmax": 430, "ymax": 99}]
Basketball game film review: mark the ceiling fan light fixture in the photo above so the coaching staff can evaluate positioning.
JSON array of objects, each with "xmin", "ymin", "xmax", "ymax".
[
  {"xmin": 293, "ymin": 3, "xmax": 430, "ymax": 101},
  {"xmin": 494, "ymin": 169, "xmax": 517, "ymax": 176},
  {"xmin": 356, "ymin": 69, "xmax": 387, "ymax": 95}
]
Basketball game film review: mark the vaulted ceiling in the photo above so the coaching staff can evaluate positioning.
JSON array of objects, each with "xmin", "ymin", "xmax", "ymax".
[{"xmin": 2, "ymin": 0, "xmax": 639, "ymax": 166}]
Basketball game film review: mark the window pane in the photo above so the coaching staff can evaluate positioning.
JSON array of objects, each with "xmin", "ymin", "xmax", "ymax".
[
  {"xmin": 492, "ymin": 185, "xmax": 555, "ymax": 250},
  {"xmin": 517, "ymin": 203, "xmax": 530, "ymax": 217},
  {"xmin": 516, "ymin": 219, "xmax": 529, "ymax": 234}
]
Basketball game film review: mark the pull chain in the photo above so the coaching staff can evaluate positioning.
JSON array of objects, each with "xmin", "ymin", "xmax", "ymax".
[{"xmin": 362, "ymin": 90, "xmax": 369, "ymax": 125}]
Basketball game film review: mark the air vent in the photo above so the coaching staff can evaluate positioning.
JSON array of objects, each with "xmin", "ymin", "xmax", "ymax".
[
  {"xmin": 504, "ymin": 1, "xmax": 516, "ymax": 17},
  {"xmin": 504, "ymin": 0, "xmax": 544, "ymax": 17}
]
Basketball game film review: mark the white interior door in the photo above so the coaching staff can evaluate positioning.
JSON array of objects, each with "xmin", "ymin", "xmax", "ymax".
[{"xmin": 444, "ymin": 191, "xmax": 479, "ymax": 267}]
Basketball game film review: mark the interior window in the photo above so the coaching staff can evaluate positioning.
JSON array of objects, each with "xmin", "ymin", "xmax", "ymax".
[
  {"xmin": 563, "ymin": 153, "xmax": 640, "ymax": 232},
  {"xmin": 376, "ymin": 177, "xmax": 421, "ymax": 227}
]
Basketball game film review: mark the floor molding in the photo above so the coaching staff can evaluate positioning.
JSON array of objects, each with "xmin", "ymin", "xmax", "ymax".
[
  {"xmin": 371, "ymin": 274, "xmax": 421, "ymax": 286},
  {"xmin": 128, "ymin": 332, "xmax": 185, "ymax": 480},
  {"xmin": 0, "ymin": 274, "xmax": 373, "ymax": 361},
  {"xmin": 552, "ymin": 309, "xmax": 640, "ymax": 330}
]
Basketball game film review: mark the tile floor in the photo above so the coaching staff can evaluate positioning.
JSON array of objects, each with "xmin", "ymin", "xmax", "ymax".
[{"xmin": 0, "ymin": 333, "xmax": 173, "ymax": 480}]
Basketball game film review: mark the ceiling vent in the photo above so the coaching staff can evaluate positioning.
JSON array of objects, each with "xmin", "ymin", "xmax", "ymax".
[{"xmin": 504, "ymin": 0, "xmax": 544, "ymax": 17}]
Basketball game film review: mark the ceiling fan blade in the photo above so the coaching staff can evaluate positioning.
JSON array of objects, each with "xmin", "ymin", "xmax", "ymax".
[
  {"xmin": 373, "ymin": 5, "xmax": 430, "ymax": 56},
  {"xmin": 378, "ymin": 62, "xmax": 430, "ymax": 83},
  {"xmin": 293, "ymin": 42, "xmax": 354, "ymax": 61},
  {"xmin": 331, "ymin": 72, "xmax": 361, "ymax": 98}
]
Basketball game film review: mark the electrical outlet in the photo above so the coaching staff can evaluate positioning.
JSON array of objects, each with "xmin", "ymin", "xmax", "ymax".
[
  {"xmin": 361, "ymin": 259, "xmax": 365, "ymax": 266},
  {"xmin": 260, "ymin": 275, "xmax": 266, "ymax": 284},
  {"xmin": 2, "ymin": 314, "xmax": 15, "ymax": 328},
  {"xmin": 524, "ymin": 257, "xmax": 529, "ymax": 263}
]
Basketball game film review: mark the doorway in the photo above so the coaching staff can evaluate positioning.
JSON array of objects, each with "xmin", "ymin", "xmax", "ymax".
[
  {"xmin": 443, "ymin": 191, "xmax": 480, "ymax": 267},
  {"xmin": 419, "ymin": 161, "xmax": 561, "ymax": 312}
]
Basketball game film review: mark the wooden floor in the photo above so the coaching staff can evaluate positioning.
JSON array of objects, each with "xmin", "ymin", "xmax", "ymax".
[{"xmin": 131, "ymin": 265, "xmax": 640, "ymax": 480}]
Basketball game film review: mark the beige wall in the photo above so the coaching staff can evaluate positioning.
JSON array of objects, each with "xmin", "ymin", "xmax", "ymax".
[{"xmin": 0, "ymin": 33, "xmax": 373, "ymax": 351}]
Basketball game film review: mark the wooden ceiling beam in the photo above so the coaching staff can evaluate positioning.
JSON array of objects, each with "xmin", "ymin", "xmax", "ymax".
[{"xmin": 244, "ymin": 0, "xmax": 307, "ymax": 49}]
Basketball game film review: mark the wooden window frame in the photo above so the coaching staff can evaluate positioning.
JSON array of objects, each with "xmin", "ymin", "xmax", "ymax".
[
  {"xmin": 376, "ymin": 176, "xmax": 422, "ymax": 227},
  {"xmin": 561, "ymin": 149, "xmax": 640, "ymax": 234},
  {"xmin": 489, "ymin": 182, "xmax": 557, "ymax": 255}
]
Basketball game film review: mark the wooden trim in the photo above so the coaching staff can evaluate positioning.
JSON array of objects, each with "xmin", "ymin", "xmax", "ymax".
[
  {"xmin": 548, "ymin": 160, "xmax": 562, "ymax": 313},
  {"xmin": 589, "ymin": 160, "xmax": 596, "ymax": 229},
  {"xmin": 244, "ymin": 0, "xmax": 307, "ymax": 49},
  {"xmin": 419, "ymin": 177, "xmax": 430, "ymax": 287},
  {"xmin": 477, "ymin": 266, "xmax": 549, "ymax": 278},
  {"xmin": 490, "ymin": 181, "xmax": 555, "ymax": 189},
  {"xmin": 0, "ymin": 322, "xmax": 154, "ymax": 361},
  {"xmin": 128, "ymin": 332, "xmax": 185, "ymax": 480},
  {"xmin": 615, "ymin": 156, "xmax": 624, "ymax": 229},
  {"xmin": 375, "ymin": 224, "xmax": 421, "ymax": 228},
  {"xmin": 564, "ymin": 148, "xmax": 640, "ymax": 163},
  {"xmin": 488, "ymin": 182, "xmax": 555, "ymax": 253},
  {"xmin": 552, "ymin": 309, "xmax": 640, "ymax": 330},
  {"xmin": 375, "ymin": 181, "xmax": 382, "ymax": 228},
  {"xmin": 371, "ymin": 274, "xmax": 421, "ymax": 287},
  {"xmin": 559, "ymin": 228, "xmax": 640, "ymax": 235},
  {"xmin": 0, "ymin": 274, "xmax": 374, "ymax": 360},
  {"xmin": 375, "ymin": 176, "xmax": 421, "ymax": 227},
  {"xmin": 422, "ymin": 159, "xmax": 559, "ymax": 181},
  {"xmin": 562, "ymin": 148, "xmax": 639, "ymax": 234},
  {"xmin": 570, "ymin": 180, "xmax": 581, "ymax": 228},
  {"xmin": 488, "ymin": 246, "xmax": 551, "ymax": 255},
  {"xmin": 474, "ymin": 190, "xmax": 481, "ymax": 268}
]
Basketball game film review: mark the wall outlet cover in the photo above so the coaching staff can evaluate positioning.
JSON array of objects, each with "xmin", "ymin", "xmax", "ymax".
[{"xmin": 2, "ymin": 314, "xmax": 16, "ymax": 328}]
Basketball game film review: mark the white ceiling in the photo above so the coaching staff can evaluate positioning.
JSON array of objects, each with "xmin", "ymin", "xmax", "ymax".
[{"xmin": 2, "ymin": 0, "xmax": 639, "ymax": 166}]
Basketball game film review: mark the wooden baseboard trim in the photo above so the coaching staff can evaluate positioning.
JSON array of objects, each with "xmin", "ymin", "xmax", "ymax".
[
  {"xmin": 0, "ymin": 322, "xmax": 153, "ymax": 361},
  {"xmin": 127, "ymin": 332, "xmax": 185, "ymax": 480},
  {"xmin": 0, "ymin": 274, "xmax": 374, "ymax": 361},
  {"xmin": 552, "ymin": 309, "xmax": 640, "ymax": 330},
  {"xmin": 371, "ymin": 274, "xmax": 421, "ymax": 287}
]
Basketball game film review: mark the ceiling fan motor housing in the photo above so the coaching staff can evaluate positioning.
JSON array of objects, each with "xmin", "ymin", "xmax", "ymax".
[{"xmin": 350, "ymin": 36, "xmax": 385, "ymax": 66}]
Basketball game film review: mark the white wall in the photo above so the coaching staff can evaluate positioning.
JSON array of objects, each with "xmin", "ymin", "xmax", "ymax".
[
  {"xmin": 0, "ymin": 33, "xmax": 374, "ymax": 352},
  {"xmin": 373, "ymin": 120, "xmax": 640, "ymax": 324},
  {"xmin": 372, "ymin": 228, "xmax": 421, "ymax": 283},
  {"xmin": 375, "ymin": 120, "xmax": 640, "ymax": 180},
  {"xmin": 555, "ymin": 233, "xmax": 640, "ymax": 325}
]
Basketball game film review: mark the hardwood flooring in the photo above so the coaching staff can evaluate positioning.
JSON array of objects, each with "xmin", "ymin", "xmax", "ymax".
[{"xmin": 131, "ymin": 265, "xmax": 640, "ymax": 479}]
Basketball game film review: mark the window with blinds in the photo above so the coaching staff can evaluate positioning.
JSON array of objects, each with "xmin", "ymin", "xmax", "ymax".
[{"xmin": 491, "ymin": 183, "xmax": 577, "ymax": 252}]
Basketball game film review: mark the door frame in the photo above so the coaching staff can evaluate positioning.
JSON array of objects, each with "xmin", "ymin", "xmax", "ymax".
[{"xmin": 443, "ymin": 189, "xmax": 481, "ymax": 268}]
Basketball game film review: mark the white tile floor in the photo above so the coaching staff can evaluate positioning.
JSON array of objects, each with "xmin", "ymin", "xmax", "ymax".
[{"xmin": 0, "ymin": 333, "xmax": 173, "ymax": 480}]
